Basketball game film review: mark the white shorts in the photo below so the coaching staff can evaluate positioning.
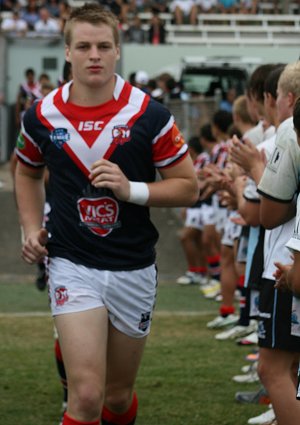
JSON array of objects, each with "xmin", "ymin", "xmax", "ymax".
[
  {"xmin": 185, "ymin": 205, "xmax": 216, "ymax": 230},
  {"xmin": 48, "ymin": 257, "xmax": 158, "ymax": 338},
  {"xmin": 185, "ymin": 208, "xmax": 203, "ymax": 230},
  {"xmin": 169, "ymin": 0, "xmax": 196, "ymax": 14},
  {"xmin": 221, "ymin": 214, "xmax": 242, "ymax": 247},
  {"xmin": 211, "ymin": 194, "xmax": 228, "ymax": 233},
  {"xmin": 201, "ymin": 204, "xmax": 216, "ymax": 227}
]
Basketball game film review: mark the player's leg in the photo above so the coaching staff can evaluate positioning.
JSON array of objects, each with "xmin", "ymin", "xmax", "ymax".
[
  {"xmin": 102, "ymin": 324, "xmax": 147, "ymax": 424},
  {"xmin": 55, "ymin": 307, "xmax": 108, "ymax": 424},
  {"xmin": 48, "ymin": 257, "xmax": 110, "ymax": 424},
  {"xmin": 258, "ymin": 348, "xmax": 300, "ymax": 425},
  {"xmin": 54, "ymin": 332, "xmax": 68, "ymax": 412},
  {"xmin": 177, "ymin": 208, "xmax": 207, "ymax": 285},
  {"xmin": 101, "ymin": 265, "xmax": 157, "ymax": 424}
]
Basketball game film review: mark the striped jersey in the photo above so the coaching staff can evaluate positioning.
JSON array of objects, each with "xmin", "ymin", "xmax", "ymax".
[{"xmin": 16, "ymin": 74, "xmax": 188, "ymax": 271}]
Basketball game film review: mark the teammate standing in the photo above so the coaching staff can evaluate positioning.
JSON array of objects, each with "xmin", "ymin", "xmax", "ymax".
[{"xmin": 14, "ymin": 4, "xmax": 198, "ymax": 425}]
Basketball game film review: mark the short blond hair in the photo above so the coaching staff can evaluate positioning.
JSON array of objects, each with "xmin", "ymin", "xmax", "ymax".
[
  {"xmin": 233, "ymin": 95, "xmax": 256, "ymax": 125},
  {"xmin": 64, "ymin": 3, "xmax": 120, "ymax": 46},
  {"xmin": 278, "ymin": 61, "xmax": 300, "ymax": 97}
]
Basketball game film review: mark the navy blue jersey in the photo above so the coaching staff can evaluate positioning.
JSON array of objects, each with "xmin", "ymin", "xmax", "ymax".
[{"xmin": 16, "ymin": 75, "xmax": 188, "ymax": 271}]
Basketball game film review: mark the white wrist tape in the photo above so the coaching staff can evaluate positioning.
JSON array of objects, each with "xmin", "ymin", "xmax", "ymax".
[{"xmin": 128, "ymin": 181, "xmax": 149, "ymax": 205}]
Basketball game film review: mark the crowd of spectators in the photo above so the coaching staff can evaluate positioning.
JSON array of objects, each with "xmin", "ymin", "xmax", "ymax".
[
  {"xmin": 0, "ymin": 0, "xmax": 71, "ymax": 35},
  {"xmin": 0, "ymin": 0, "xmax": 298, "ymax": 41}
]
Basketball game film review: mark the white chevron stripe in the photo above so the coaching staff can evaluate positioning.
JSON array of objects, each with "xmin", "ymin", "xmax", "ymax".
[
  {"xmin": 152, "ymin": 115, "xmax": 175, "ymax": 145},
  {"xmin": 40, "ymin": 77, "xmax": 146, "ymax": 173}
]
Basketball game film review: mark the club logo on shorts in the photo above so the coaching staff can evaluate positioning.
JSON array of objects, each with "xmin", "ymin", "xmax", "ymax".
[
  {"xmin": 50, "ymin": 128, "xmax": 70, "ymax": 149},
  {"xmin": 138, "ymin": 312, "xmax": 151, "ymax": 332},
  {"xmin": 55, "ymin": 286, "xmax": 69, "ymax": 306},
  {"xmin": 77, "ymin": 196, "xmax": 121, "ymax": 237},
  {"xmin": 257, "ymin": 321, "xmax": 266, "ymax": 340},
  {"xmin": 111, "ymin": 125, "xmax": 131, "ymax": 145}
]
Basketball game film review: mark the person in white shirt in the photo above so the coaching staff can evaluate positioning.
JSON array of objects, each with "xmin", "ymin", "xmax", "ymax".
[
  {"xmin": 34, "ymin": 7, "xmax": 60, "ymax": 35},
  {"xmin": 1, "ymin": 9, "xmax": 28, "ymax": 34},
  {"xmin": 257, "ymin": 61, "xmax": 300, "ymax": 425}
]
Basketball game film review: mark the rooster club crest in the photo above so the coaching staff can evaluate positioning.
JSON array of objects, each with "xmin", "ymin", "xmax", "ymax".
[
  {"xmin": 111, "ymin": 125, "xmax": 131, "ymax": 145},
  {"xmin": 50, "ymin": 128, "xmax": 70, "ymax": 149},
  {"xmin": 55, "ymin": 286, "xmax": 69, "ymax": 306},
  {"xmin": 77, "ymin": 196, "xmax": 121, "ymax": 237}
]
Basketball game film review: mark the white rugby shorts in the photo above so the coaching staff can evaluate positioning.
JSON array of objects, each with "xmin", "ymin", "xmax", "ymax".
[
  {"xmin": 221, "ymin": 213, "xmax": 242, "ymax": 247},
  {"xmin": 185, "ymin": 205, "xmax": 216, "ymax": 230},
  {"xmin": 48, "ymin": 257, "xmax": 157, "ymax": 338},
  {"xmin": 185, "ymin": 207, "xmax": 203, "ymax": 230}
]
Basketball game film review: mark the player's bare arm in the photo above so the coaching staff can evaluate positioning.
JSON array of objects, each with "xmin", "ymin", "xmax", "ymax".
[
  {"xmin": 152, "ymin": 155, "xmax": 198, "ymax": 207},
  {"xmin": 15, "ymin": 162, "xmax": 48, "ymax": 264},
  {"xmin": 260, "ymin": 197, "xmax": 296, "ymax": 229}
]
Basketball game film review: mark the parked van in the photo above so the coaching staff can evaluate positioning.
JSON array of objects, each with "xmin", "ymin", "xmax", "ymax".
[{"xmin": 179, "ymin": 56, "xmax": 263, "ymax": 98}]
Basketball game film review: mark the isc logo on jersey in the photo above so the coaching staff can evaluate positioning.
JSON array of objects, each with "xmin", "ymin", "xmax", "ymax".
[{"xmin": 78, "ymin": 121, "xmax": 104, "ymax": 131}]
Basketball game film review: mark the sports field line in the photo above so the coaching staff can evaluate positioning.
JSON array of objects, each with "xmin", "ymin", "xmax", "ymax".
[{"xmin": 0, "ymin": 310, "xmax": 214, "ymax": 318}]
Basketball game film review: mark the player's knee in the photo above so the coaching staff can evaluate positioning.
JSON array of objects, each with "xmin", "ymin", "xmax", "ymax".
[
  {"xmin": 73, "ymin": 382, "xmax": 105, "ymax": 416},
  {"xmin": 257, "ymin": 360, "xmax": 273, "ymax": 387},
  {"xmin": 179, "ymin": 227, "xmax": 189, "ymax": 242},
  {"xmin": 104, "ymin": 387, "xmax": 133, "ymax": 414}
]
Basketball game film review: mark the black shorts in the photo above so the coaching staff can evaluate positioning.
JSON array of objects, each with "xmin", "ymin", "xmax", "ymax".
[{"xmin": 258, "ymin": 278, "xmax": 300, "ymax": 352}]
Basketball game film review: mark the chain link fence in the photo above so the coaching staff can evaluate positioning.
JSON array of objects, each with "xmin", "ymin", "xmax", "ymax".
[{"xmin": 165, "ymin": 95, "xmax": 220, "ymax": 141}]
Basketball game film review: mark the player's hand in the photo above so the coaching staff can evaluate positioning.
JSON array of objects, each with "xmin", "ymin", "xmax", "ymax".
[
  {"xmin": 230, "ymin": 135, "xmax": 261, "ymax": 174},
  {"xmin": 89, "ymin": 159, "xmax": 130, "ymax": 201},
  {"xmin": 273, "ymin": 261, "xmax": 293, "ymax": 291},
  {"xmin": 22, "ymin": 228, "xmax": 48, "ymax": 264}
]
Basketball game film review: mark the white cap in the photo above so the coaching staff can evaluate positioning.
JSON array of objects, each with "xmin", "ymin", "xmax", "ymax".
[{"xmin": 135, "ymin": 70, "xmax": 149, "ymax": 85}]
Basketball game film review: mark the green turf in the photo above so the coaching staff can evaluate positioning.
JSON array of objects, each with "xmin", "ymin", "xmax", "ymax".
[{"xmin": 0, "ymin": 279, "xmax": 264, "ymax": 425}]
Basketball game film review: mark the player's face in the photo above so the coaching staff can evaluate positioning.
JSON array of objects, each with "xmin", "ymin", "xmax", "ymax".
[
  {"xmin": 276, "ymin": 85, "xmax": 291, "ymax": 124},
  {"xmin": 246, "ymin": 94, "xmax": 259, "ymax": 122},
  {"xmin": 65, "ymin": 22, "xmax": 120, "ymax": 89}
]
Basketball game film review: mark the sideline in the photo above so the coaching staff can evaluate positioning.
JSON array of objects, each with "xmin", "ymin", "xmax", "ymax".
[{"xmin": 0, "ymin": 310, "xmax": 214, "ymax": 318}]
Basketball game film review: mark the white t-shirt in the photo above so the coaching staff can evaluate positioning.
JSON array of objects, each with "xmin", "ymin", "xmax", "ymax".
[
  {"xmin": 243, "ymin": 133, "xmax": 276, "ymax": 202},
  {"xmin": 1, "ymin": 17, "xmax": 27, "ymax": 32},
  {"xmin": 258, "ymin": 117, "xmax": 300, "ymax": 202},
  {"xmin": 263, "ymin": 218, "xmax": 295, "ymax": 280},
  {"xmin": 243, "ymin": 121, "xmax": 275, "ymax": 147},
  {"xmin": 286, "ymin": 193, "xmax": 300, "ymax": 253},
  {"xmin": 34, "ymin": 18, "xmax": 60, "ymax": 34}
]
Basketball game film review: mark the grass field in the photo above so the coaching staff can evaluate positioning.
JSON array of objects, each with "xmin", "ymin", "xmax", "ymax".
[{"xmin": 0, "ymin": 279, "xmax": 265, "ymax": 425}]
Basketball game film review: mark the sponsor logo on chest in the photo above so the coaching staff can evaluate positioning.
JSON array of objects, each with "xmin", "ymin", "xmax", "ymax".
[
  {"xmin": 78, "ymin": 121, "xmax": 104, "ymax": 131},
  {"xmin": 77, "ymin": 196, "xmax": 120, "ymax": 237}
]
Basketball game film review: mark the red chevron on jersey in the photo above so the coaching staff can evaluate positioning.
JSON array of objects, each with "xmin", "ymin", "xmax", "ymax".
[{"xmin": 36, "ymin": 76, "xmax": 150, "ymax": 177}]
